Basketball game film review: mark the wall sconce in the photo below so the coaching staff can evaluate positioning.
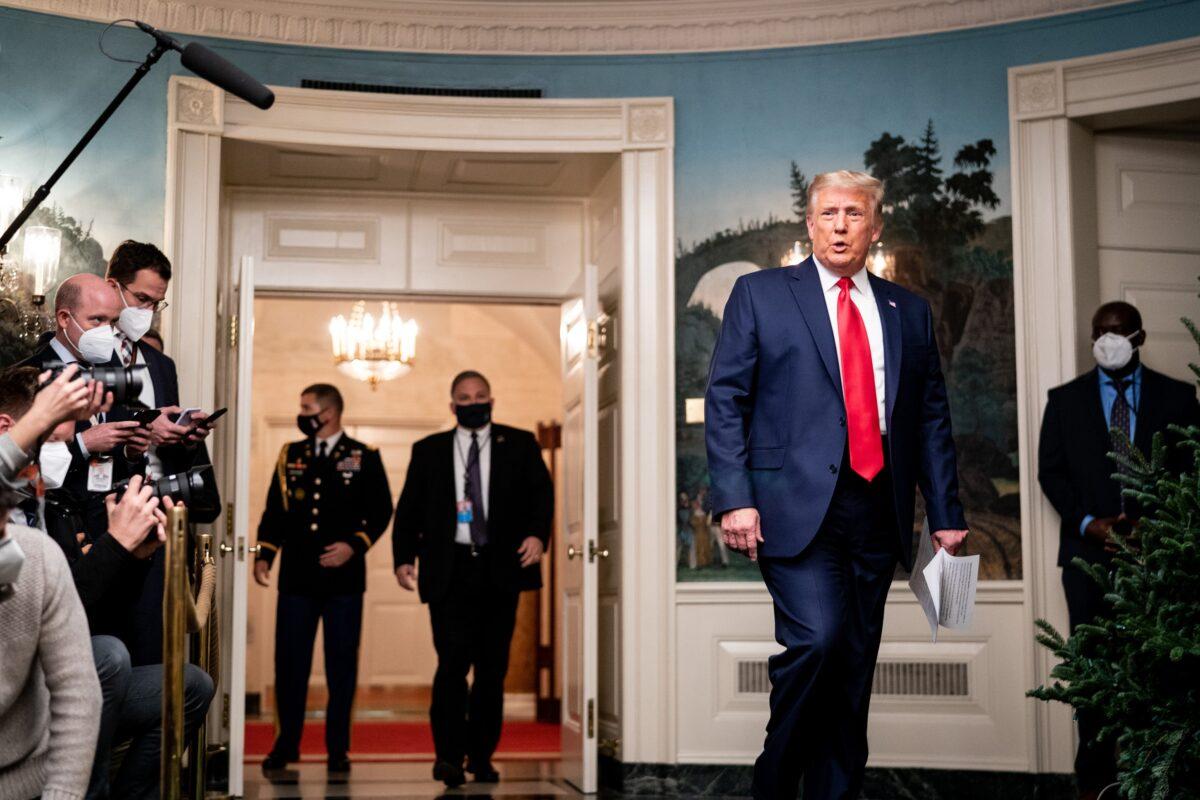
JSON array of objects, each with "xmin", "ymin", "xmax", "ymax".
[{"xmin": 22, "ymin": 226, "xmax": 61, "ymax": 306}]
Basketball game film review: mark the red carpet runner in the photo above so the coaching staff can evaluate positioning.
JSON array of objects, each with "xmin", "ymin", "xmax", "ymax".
[{"xmin": 244, "ymin": 721, "xmax": 561, "ymax": 762}]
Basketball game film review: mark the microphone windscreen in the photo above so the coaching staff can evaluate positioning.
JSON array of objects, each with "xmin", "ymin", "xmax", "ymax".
[{"xmin": 180, "ymin": 42, "xmax": 275, "ymax": 110}]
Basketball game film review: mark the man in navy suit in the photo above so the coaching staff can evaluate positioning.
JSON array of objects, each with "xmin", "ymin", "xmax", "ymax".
[{"xmin": 706, "ymin": 171, "xmax": 968, "ymax": 800}]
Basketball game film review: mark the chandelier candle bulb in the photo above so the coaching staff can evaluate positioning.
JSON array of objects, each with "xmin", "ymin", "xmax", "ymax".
[
  {"xmin": 22, "ymin": 225, "xmax": 62, "ymax": 305},
  {"xmin": 328, "ymin": 300, "xmax": 418, "ymax": 389}
]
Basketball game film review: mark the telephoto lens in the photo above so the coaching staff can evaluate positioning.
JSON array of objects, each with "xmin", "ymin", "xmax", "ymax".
[
  {"xmin": 42, "ymin": 359, "xmax": 147, "ymax": 406},
  {"xmin": 111, "ymin": 467, "xmax": 217, "ymax": 514}
]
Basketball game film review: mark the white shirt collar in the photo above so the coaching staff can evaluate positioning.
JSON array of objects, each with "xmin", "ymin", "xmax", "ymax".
[
  {"xmin": 48, "ymin": 336, "xmax": 78, "ymax": 365},
  {"xmin": 315, "ymin": 430, "xmax": 343, "ymax": 452},
  {"xmin": 456, "ymin": 423, "xmax": 492, "ymax": 441},
  {"xmin": 813, "ymin": 255, "xmax": 871, "ymax": 296}
]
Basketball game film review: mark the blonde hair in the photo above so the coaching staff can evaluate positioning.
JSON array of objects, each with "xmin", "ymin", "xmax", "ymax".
[{"xmin": 807, "ymin": 170, "xmax": 884, "ymax": 220}]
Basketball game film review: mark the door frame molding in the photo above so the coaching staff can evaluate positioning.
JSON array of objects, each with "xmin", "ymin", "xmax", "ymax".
[
  {"xmin": 163, "ymin": 80, "xmax": 678, "ymax": 779},
  {"xmin": 1008, "ymin": 34, "xmax": 1200, "ymax": 773}
]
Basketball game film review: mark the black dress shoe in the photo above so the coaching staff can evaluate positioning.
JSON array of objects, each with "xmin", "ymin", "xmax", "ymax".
[
  {"xmin": 433, "ymin": 760, "xmax": 466, "ymax": 788},
  {"xmin": 327, "ymin": 755, "xmax": 351, "ymax": 773},
  {"xmin": 467, "ymin": 761, "xmax": 500, "ymax": 783},
  {"xmin": 261, "ymin": 753, "xmax": 292, "ymax": 772}
]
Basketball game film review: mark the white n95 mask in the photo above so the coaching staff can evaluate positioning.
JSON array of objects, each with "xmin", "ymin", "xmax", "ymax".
[
  {"xmin": 70, "ymin": 315, "xmax": 116, "ymax": 364},
  {"xmin": 39, "ymin": 441, "xmax": 72, "ymax": 490},
  {"xmin": 117, "ymin": 289, "xmax": 153, "ymax": 342},
  {"xmin": 1093, "ymin": 331, "xmax": 1139, "ymax": 371}
]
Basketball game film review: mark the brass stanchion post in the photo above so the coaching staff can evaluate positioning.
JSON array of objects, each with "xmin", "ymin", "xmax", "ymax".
[
  {"xmin": 188, "ymin": 532, "xmax": 213, "ymax": 800},
  {"xmin": 161, "ymin": 505, "xmax": 188, "ymax": 800}
]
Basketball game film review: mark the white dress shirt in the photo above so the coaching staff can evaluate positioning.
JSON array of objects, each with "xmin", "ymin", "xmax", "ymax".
[
  {"xmin": 813, "ymin": 257, "xmax": 888, "ymax": 434},
  {"xmin": 453, "ymin": 423, "xmax": 491, "ymax": 545},
  {"xmin": 49, "ymin": 338, "xmax": 100, "ymax": 457},
  {"xmin": 314, "ymin": 430, "xmax": 344, "ymax": 458}
]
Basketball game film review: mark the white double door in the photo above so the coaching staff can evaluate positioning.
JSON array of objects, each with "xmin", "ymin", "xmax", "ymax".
[{"xmin": 218, "ymin": 256, "xmax": 602, "ymax": 796}]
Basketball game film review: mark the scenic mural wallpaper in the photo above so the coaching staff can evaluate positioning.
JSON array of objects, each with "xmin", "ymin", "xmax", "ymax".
[
  {"xmin": 675, "ymin": 122, "xmax": 1019, "ymax": 581},
  {"xmin": 2, "ymin": 1, "xmax": 1197, "ymax": 582}
]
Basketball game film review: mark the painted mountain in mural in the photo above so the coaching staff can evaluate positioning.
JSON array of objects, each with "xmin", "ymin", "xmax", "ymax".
[{"xmin": 675, "ymin": 122, "xmax": 1021, "ymax": 582}]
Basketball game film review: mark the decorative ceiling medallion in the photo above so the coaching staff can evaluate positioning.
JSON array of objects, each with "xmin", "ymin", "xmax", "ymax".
[{"xmin": 5, "ymin": 0, "xmax": 1136, "ymax": 55}]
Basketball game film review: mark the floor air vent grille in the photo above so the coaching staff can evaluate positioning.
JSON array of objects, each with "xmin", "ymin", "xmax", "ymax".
[
  {"xmin": 737, "ymin": 660, "xmax": 970, "ymax": 697},
  {"xmin": 301, "ymin": 80, "xmax": 543, "ymax": 99}
]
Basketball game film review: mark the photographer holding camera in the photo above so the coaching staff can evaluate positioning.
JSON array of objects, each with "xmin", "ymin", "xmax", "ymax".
[
  {"xmin": 1, "ymin": 365, "xmax": 215, "ymax": 800},
  {"xmin": 17, "ymin": 273, "xmax": 151, "ymax": 533}
]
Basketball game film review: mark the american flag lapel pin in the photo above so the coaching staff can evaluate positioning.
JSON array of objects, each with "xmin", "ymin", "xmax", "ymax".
[{"xmin": 888, "ymin": 299, "xmax": 897, "ymax": 308}]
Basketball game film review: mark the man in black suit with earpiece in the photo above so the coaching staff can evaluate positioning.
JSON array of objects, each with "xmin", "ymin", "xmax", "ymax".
[{"xmin": 393, "ymin": 370, "xmax": 553, "ymax": 788}]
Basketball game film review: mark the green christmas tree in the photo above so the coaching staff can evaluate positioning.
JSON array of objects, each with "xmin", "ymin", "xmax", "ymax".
[{"xmin": 1029, "ymin": 310, "xmax": 1200, "ymax": 799}]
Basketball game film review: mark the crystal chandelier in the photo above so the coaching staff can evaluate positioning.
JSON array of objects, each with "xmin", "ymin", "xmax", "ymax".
[{"xmin": 328, "ymin": 301, "xmax": 418, "ymax": 389}]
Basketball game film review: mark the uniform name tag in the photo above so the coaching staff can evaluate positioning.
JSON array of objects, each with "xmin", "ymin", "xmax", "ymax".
[
  {"xmin": 87, "ymin": 459, "xmax": 114, "ymax": 493},
  {"xmin": 457, "ymin": 499, "xmax": 474, "ymax": 524}
]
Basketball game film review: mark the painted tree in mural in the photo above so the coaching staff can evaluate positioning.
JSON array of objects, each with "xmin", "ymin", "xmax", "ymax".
[{"xmin": 0, "ymin": 205, "xmax": 106, "ymax": 365}]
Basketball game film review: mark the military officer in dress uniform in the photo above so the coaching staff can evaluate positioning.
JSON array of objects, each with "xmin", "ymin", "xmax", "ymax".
[{"xmin": 253, "ymin": 383, "xmax": 393, "ymax": 774}]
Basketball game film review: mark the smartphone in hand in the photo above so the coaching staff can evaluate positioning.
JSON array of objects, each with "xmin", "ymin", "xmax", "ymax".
[{"xmin": 132, "ymin": 408, "xmax": 162, "ymax": 427}]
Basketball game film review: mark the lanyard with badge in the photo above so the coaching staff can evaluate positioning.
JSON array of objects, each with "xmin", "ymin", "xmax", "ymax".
[
  {"xmin": 454, "ymin": 432, "xmax": 490, "ymax": 524},
  {"xmin": 86, "ymin": 409, "xmax": 114, "ymax": 493}
]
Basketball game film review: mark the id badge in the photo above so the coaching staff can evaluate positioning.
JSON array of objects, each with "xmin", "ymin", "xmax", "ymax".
[
  {"xmin": 87, "ymin": 459, "xmax": 114, "ymax": 493},
  {"xmin": 456, "ymin": 499, "xmax": 474, "ymax": 524}
]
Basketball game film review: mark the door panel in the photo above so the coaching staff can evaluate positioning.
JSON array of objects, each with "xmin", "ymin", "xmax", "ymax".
[{"xmin": 560, "ymin": 265, "xmax": 599, "ymax": 792}]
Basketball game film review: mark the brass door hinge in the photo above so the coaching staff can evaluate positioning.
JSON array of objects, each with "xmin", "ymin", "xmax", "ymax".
[
  {"xmin": 222, "ymin": 693, "xmax": 230, "ymax": 729},
  {"xmin": 586, "ymin": 315, "xmax": 611, "ymax": 360},
  {"xmin": 229, "ymin": 314, "xmax": 238, "ymax": 350},
  {"xmin": 587, "ymin": 698, "xmax": 595, "ymax": 739},
  {"xmin": 224, "ymin": 502, "xmax": 234, "ymax": 542}
]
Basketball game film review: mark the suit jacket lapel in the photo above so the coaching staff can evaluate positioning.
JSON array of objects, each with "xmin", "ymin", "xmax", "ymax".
[
  {"xmin": 487, "ymin": 428, "xmax": 505, "ymax": 527},
  {"xmin": 869, "ymin": 274, "xmax": 902, "ymax": 426},
  {"xmin": 1083, "ymin": 369, "xmax": 1111, "ymax": 455},
  {"xmin": 788, "ymin": 259, "xmax": 843, "ymax": 397},
  {"xmin": 1133, "ymin": 368, "xmax": 1159, "ymax": 455}
]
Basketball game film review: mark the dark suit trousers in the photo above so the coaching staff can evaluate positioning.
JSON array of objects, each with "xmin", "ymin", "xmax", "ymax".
[
  {"xmin": 754, "ymin": 464, "xmax": 899, "ymax": 800},
  {"xmin": 428, "ymin": 545, "xmax": 520, "ymax": 767},
  {"xmin": 271, "ymin": 592, "xmax": 363, "ymax": 760},
  {"xmin": 1062, "ymin": 565, "xmax": 1118, "ymax": 792}
]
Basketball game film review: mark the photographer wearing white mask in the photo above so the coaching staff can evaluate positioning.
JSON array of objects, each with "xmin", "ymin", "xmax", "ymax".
[{"xmin": 1038, "ymin": 301, "xmax": 1200, "ymax": 799}]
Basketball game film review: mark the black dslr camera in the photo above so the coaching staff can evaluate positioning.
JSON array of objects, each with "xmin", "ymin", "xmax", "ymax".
[
  {"xmin": 42, "ymin": 358, "xmax": 147, "ymax": 407},
  {"xmin": 112, "ymin": 466, "xmax": 217, "ymax": 515}
]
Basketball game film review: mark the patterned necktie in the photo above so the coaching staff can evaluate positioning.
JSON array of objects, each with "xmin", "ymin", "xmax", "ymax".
[
  {"xmin": 466, "ymin": 432, "xmax": 488, "ymax": 547},
  {"xmin": 116, "ymin": 332, "xmax": 135, "ymax": 368},
  {"xmin": 1109, "ymin": 378, "xmax": 1134, "ymax": 512},
  {"xmin": 836, "ymin": 277, "xmax": 883, "ymax": 481}
]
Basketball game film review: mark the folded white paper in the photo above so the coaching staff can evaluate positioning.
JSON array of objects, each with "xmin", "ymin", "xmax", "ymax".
[{"xmin": 908, "ymin": 520, "xmax": 980, "ymax": 642}]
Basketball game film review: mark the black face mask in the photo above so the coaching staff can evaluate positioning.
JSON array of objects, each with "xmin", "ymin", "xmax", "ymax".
[
  {"xmin": 454, "ymin": 402, "xmax": 492, "ymax": 430},
  {"xmin": 296, "ymin": 411, "xmax": 324, "ymax": 436}
]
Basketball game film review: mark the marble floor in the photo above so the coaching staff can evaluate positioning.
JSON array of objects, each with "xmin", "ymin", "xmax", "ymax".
[{"xmin": 246, "ymin": 760, "xmax": 588, "ymax": 800}]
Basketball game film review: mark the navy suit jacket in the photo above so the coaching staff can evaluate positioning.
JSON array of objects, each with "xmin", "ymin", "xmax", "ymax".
[{"xmin": 704, "ymin": 258, "xmax": 966, "ymax": 569}]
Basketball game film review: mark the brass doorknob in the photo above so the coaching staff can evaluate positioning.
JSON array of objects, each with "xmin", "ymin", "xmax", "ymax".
[
  {"xmin": 589, "ymin": 542, "xmax": 610, "ymax": 562},
  {"xmin": 567, "ymin": 545, "xmax": 581, "ymax": 560},
  {"xmin": 248, "ymin": 544, "xmax": 261, "ymax": 555},
  {"xmin": 218, "ymin": 542, "xmax": 234, "ymax": 556}
]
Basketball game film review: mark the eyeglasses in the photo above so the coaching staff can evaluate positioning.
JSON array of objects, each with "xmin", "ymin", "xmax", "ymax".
[{"xmin": 120, "ymin": 284, "xmax": 169, "ymax": 312}]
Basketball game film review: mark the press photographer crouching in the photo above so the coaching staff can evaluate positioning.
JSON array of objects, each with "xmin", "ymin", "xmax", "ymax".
[
  {"xmin": 0, "ymin": 365, "xmax": 107, "ymax": 800},
  {"xmin": 2, "ymin": 366, "xmax": 215, "ymax": 799}
]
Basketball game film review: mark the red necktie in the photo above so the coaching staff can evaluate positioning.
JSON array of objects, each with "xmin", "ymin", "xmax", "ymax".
[{"xmin": 836, "ymin": 277, "xmax": 883, "ymax": 481}]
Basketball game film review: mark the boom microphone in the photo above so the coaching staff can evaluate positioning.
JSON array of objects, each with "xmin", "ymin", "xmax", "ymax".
[
  {"xmin": 179, "ymin": 42, "xmax": 275, "ymax": 110},
  {"xmin": 134, "ymin": 21, "xmax": 275, "ymax": 110}
]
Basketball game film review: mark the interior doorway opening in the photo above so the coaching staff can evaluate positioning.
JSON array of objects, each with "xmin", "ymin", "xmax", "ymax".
[{"xmin": 242, "ymin": 295, "xmax": 566, "ymax": 762}]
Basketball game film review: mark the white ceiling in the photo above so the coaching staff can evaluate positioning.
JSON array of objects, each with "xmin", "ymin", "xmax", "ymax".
[
  {"xmin": 2, "ymin": 0, "xmax": 1138, "ymax": 54},
  {"xmin": 222, "ymin": 140, "xmax": 618, "ymax": 197}
]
